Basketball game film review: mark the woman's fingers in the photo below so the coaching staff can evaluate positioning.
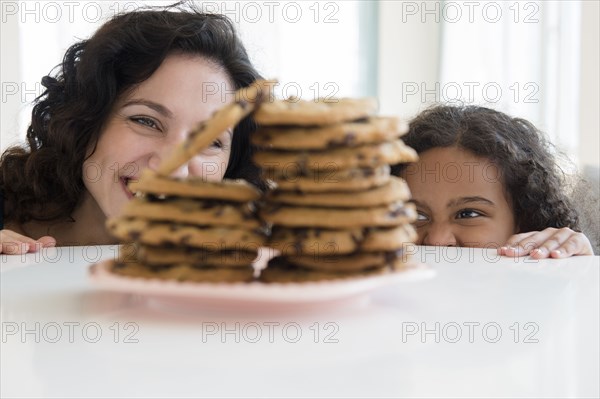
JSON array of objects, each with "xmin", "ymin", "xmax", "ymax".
[
  {"xmin": 37, "ymin": 235, "xmax": 57, "ymax": 248},
  {"xmin": 1, "ymin": 241, "xmax": 29, "ymax": 255},
  {"xmin": 1, "ymin": 230, "xmax": 36, "ymax": 254},
  {"xmin": 0, "ymin": 230, "xmax": 56, "ymax": 254},
  {"xmin": 499, "ymin": 228, "xmax": 594, "ymax": 258}
]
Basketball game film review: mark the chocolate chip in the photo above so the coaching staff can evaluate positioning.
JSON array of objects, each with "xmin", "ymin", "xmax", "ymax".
[
  {"xmin": 384, "ymin": 251, "xmax": 397, "ymax": 264},
  {"xmin": 146, "ymin": 194, "xmax": 162, "ymax": 202},
  {"xmin": 344, "ymin": 132, "xmax": 357, "ymax": 146},
  {"xmin": 236, "ymin": 99, "xmax": 250, "ymax": 110},
  {"xmin": 265, "ymin": 202, "xmax": 283, "ymax": 214},
  {"xmin": 387, "ymin": 204, "xmax": 408, "ymax": 218},
  {"xmin": 351, "ymin": 232, "xmax": 362, "ymax": 246},
  {"xmin": 297, "ymin": 228, "xmax": 309, "ymax": 240},
  {"xmin": 201, "ymin": 200, "xmax": 215, "ymax": 209},
  {"xmin": 362, "ymin": 168, "xmax": 375, "ymax": 177}
]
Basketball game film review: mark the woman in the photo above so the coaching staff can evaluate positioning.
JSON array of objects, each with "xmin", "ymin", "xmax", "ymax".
[
  {"xmin": 0, "ymin": 3, "xmax": 267, "ymax": 254},
  {"xmin": 393, "ymin": 104, "xmax": 594, "ymax": 258}
]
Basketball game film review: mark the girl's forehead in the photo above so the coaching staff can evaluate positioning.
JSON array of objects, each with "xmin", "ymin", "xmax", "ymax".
[
  {"xmin": 403, "ymin": 146, "xmax": 504, "ymax": 189},
  {"xmin": 408, "ymin": 146, "xmax": 497, "ymax": 174}
]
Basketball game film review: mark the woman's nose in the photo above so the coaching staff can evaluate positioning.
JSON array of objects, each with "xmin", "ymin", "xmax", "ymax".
[
  {"xmin": 421, "ymin": 222, "xmax": 458, "ymax": 247},
  {"xmin": 146, "ymin": 129, "xmax": 190, "ymax": 177}
]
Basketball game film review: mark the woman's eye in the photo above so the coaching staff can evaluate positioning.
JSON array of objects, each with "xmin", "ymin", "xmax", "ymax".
[
  {"xmin": 456, "ymin": 209, "xmax": 482, "ymax": 219},
  {"xmin": 210, "ymin": 139, "xmax": 223, "ymax": 149},
  {"xmin": 130, "ymin": 116, "xmax": 160, "ymax": 130}
]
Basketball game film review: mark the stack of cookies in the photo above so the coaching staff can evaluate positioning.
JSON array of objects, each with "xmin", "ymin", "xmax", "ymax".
[
  {"xmin": 251, "ymin": 97, "xmax": 419, "ymax": 282},
  {"xmin": 105, "ymin": 81, "xmax": 272, "ymax": 283},
  {"xmin": 107, "ymin": 172, "xmax": 265, "ymax": 282}
]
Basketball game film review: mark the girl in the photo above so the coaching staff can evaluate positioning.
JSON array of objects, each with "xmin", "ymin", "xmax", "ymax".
[
  {"xmin": 0, "ymin": 3, "xmax": 267, "ymax": 254},
  {"xmin": 392, "ymin": 104, "xmax": 595, "ymax": 258}
]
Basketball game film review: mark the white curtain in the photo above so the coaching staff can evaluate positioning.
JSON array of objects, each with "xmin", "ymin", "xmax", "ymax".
[
  {"xmin": 439, "ymin": 0, "xmax": 582, "ymax": 163},
  {"xmin": 1, "ymin": 0, "xmax": 372, "ymax": 152}
]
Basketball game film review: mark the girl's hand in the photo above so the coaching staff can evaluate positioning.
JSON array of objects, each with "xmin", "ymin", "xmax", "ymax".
[
  {"xmin": 0, "ymin": 230, "xmax": 56, "ymax": 254},
  {"xmin": 498, "ymin": 227, "xmax": 594, "ymax": 258}
]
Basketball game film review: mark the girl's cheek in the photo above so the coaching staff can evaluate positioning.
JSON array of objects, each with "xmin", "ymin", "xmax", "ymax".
[{"xmin": 189, "ymin": 153, "xmax": 229, "ymax": 179}]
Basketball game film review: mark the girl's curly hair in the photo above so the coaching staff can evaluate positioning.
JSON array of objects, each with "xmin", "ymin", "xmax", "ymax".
[
  {"xmin": 1, "ymin": 2, "xmax": 267, "ymax": 225},
  {"xmin": 392, "ymin": 104, "xmax": 580, "ymax": 233}
]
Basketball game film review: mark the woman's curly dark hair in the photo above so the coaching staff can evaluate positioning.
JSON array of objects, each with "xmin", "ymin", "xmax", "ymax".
[
  {"xmin": 0, "ymin": 2, "xmax": 267, "ymax": 225},
  {"xmin": 391, "ymin": 104, "xmax": 580, "ymax": 233}
]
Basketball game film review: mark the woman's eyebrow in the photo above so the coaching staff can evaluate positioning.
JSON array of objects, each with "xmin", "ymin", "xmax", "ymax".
[
  {"xmin": 447, "ymin": 196, "xmax": 495, "ymax": 208},
  {"xmin": 121, "ymin": 99, "xmax": 174, "ymax": 118}
]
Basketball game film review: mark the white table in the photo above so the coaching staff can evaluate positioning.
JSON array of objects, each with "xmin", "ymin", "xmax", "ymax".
[{"xmin": 1, "ymin": 246, "xmax": 598, "ymax": 398}]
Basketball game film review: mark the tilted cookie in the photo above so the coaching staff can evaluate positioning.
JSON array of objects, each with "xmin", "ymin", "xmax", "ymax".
[
  {"xmin": 270, "ymin": 166, "xmax": 391, "ymax": 193},
  {"xmin": 286, "ymin": 250, "xmax": 405, "ymax": 272},
  {"xmin": 122, "ymin": 197, "xmax": 260, "ymax": 229},
  {"xmin": 260, "ymin": 202, "xmax": 416, "ymax": 228},
  {"xmin": 121, "ymin": 245, "xmax": 259, "ymax": 268},
  {"xmin": 111, "ymin": 260, "xmax": 254, "ymax": 283},
  {"xmin": 269, "ymin": 224, "xmax": 417, "ymax": 255},
  {"xmin": 107, "ymin": 218, "xmax": 266, "ymax": 249},
  {"xmin": 130, "ymin": 169, "xmax": 261, "ymax": 202},
  {"xmin": 259, "ymin": 255, "xmax": 407, "ymax": 283},
  {"xmin": 267, "ymin": 176, "xmax": 411, "ymax": 207},
  {"xmin": 252, "ymin": 117, "xmax": 407, "ymax": 150},
  {"xmin": 157, "ymin": 79, "xmax": 275, "ymax": 176},
  {"xmin": 254, "ymin": 140, "xmax": 418, "ymax": 172},
  {"xmin": 254, "ymin": 97, "xmax": 378, "ymax": 126}
]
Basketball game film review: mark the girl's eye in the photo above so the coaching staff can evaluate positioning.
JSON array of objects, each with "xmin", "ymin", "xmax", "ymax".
[
  {"xmin": 210, "ymin": 139, "xmax": 223, "ymax": 149},
  {"xmin": 456, "ymin": 209, "xmax": 482, "ymax": 219},
  {"xmin": 130, "ymin": 116, "xmax": 160, "ymax": 130},
  {"xmin": 414, "ymin": 211, "xmax": 429, "ymax": 226}
]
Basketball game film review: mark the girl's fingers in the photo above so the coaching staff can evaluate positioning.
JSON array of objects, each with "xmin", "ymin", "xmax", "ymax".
[
  {"xmin": 529, "ymin": 228, "xmax": 574, "ymax": 259},
  {"xmin": 498, "ymin": 231, "xmax": 539, "ymax": 257},
  {"xmin": 500, "ymin": 228, "xmax": 570, "ymax": 258},
  {"xmin": 546, "ymin": 231, "xmax": 594, "ymax": 258},
  {"xmin": 503, "ymin": 231, "xmax": 537, "ymax": 248},
  {"xmin": 500, "ymin": 228, "xmax": 594, "ymax": 259}
]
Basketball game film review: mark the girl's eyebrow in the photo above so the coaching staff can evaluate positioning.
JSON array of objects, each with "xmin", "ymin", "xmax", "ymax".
[
  {"xmin": 121, "ymin": 99, "xmax": 174, "ymax": 119},
  {"xmin": 447, "ymin": 196, "xmax": 495, "ymax": 208},
  {"xmin": 410, "ymin": 199, "xmax": 431, "ymax": 213}
]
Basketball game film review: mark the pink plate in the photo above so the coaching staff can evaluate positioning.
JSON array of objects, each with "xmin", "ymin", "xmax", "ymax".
[{"xmin": 89, "ymin": 258, "xmax": 434, "ymax": 307}]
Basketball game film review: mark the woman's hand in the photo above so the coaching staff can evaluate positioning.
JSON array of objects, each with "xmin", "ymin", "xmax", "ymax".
[
  {"xmin": 498, "ymin": 227, "xmax": 594, "ymax": 258},
  {"xmin": 0, "ymin": 230, "xmax": 56, "ymax": 254}
]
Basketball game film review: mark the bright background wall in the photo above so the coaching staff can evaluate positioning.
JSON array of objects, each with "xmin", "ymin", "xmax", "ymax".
[{"xmin": 1, "ymin": 0, "xmax": 598, "ymax": 177}]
